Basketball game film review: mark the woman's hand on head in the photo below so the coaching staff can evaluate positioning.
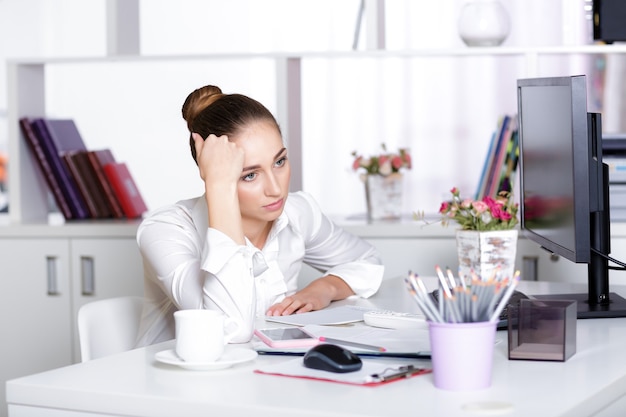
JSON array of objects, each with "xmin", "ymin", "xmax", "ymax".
[
  {"xmin": 194, "ymin": 133, "xmax": 246, "ymax": 244},
  {"xmin": 193, "ymin": 133, "xmax": 244, "ymax": 188}
]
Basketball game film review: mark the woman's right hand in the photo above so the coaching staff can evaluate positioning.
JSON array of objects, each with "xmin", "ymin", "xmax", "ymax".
[
  {"xmin": 193, "ymin": 133, "xmax": 244, "ymax": 190},
  {"xmin": 193, "ymin": 133, "xmax": 246, "ymax": 244}
]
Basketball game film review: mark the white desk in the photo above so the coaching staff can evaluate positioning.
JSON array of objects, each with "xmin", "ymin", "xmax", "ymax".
[{"xmin": 7, "ymin": 278, "xmax": 626, "ymax": 417}]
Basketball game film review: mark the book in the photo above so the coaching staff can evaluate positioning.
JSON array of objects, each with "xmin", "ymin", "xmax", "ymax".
[
  {"xmin": 487, "ymin": 116, "xmax": 515, "ymax": 198},
  {"xmin": 475, "ymin": 130, "xmax": 497, "ymax": 201},
  {"xmin": 483, "ymin": 115, "xmax": 511, "ymax": 199},
  {"xmin": 30, "ymin": 118, "xmax": 90, "ymax": 219},
  {"xmin": 475, "ymin": 115, "xmax": 520, "ymax": 200},
  {"xmin": 494, "ymin": 118, "xmax": 519, "ymax": 195},
  {"xmin": 86, "ymin": 150, "xmax": 125, "ymax": 218},
  {"xmin": 476, "ymin": 115, "xmax": 510, "ymax": 200},
  {"xmin": 103, "ymin": 162, "xmax": 147, "ymax": 218},
  {"xmin": 44, "ymin": 119, "xmax": 88, "ymax": 153},
  {"xmin": 64, "ymin": 151, "xmax": 113, "ymax": 218},
  {"xmin": 19, "ymin": 117, "xmax": 74, "ymax": 219}
]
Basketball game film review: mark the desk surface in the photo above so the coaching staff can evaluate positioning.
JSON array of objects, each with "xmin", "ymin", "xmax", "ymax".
[{"xmin": 7, "ymin": 278, "xmax": 626, "ymax": 417}]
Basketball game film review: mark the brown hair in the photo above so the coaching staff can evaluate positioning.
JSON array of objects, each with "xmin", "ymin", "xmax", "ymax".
[{"xmin": 181, "ymin": 85, "xmax": 281, "ymax": 163}]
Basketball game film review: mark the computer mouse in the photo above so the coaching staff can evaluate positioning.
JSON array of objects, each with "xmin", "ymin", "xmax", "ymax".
[{"xmin": 303, "ymin": 343, "xmax": 363, "ymax": 373}]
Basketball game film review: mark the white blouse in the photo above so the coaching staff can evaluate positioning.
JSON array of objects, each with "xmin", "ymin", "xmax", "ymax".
[{"xmin": 134, "ymin": 191, "xmax": 384, "ymax": 346}]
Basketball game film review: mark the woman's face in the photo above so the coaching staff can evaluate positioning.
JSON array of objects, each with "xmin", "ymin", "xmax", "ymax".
[{"xmin": 235, "ymin": 120, "xmax": 291, "ymax": 227}]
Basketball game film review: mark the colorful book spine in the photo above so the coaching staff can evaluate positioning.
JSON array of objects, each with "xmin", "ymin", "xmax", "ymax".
[
  {"xmin": 19, "ymin": 117, "xmax": 74, "ymax": 219},
  {"xmin": 64, "ymin": 151, "xmax": 113, "ymax": 218},
  {"xmin": 475, "ymin": 130, "xmax": 497, "ymax": 200},
  {"xmin": 496, "ymin": 125, "xmax": 519, "ymax": 195},
  {"xmin": 86, "ymin": 150, "xmax": 125, "ymax": 218},
  {"xmin": 487, "ymin": 115, "xmax": 515, "ymax": 198},
  {"xmin": 475, "ymin": 114, "xmax": 520, "ymax": 201},
  {"xmin": 30, "ymin": 118, "xmax": 89, "ymax": 219},
  {"xmin": 476, "ymin": 115, "xmax": 509, "ymax": 200},
  {"xmin": 21, "ymin": 117, "xmax": 146, "ymax": 220},
  {"xmin": 103, "ymin": 162, "xmax": 147, "ymax": 219},
  {"xmin": 484, "ymin": 115, "xmax": 511, "ymax": 199}
]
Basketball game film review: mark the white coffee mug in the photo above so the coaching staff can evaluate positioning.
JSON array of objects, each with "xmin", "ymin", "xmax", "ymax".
[{"xmin": 174, "ymin": 309, "xmax": 241, "ymax": 363}]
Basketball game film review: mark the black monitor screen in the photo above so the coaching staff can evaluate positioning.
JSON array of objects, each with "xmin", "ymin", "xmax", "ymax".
[
  {"xmin": 517, "ymin": 77, "xmax": 590, "ymax": 264},
  {"xmin": 517, "ymin": 75, "xmax": 626, "ymax": 318}
]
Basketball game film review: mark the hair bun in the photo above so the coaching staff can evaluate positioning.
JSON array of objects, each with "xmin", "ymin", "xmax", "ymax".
[{"xmin": 181, "ymin": 85, "xmax": 224, "ymax": 129}]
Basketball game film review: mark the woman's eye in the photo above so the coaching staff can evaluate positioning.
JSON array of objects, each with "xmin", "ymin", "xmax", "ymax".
[
  {"xmin": 275, "ymin": 157, "xmax": 287, "ymax": 167},
  {"xmin": 242, "ymin": 172, "xmax": 257, "ymax": 182}
]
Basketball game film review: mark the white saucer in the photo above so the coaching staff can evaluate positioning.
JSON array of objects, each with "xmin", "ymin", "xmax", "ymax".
[{"xmin": 155, "ymin": 347, "xmax": 258, "ymax": 371}]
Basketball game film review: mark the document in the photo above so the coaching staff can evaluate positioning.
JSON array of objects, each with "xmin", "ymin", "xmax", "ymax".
[
  {"xmin": 253, "ymin": 324, "xmax": 432, "ymax": 358},
  {"xmin": 304, "ymin": 324, "xmax": 431, "ymax": 354},
  {"xmin": 263, "ymin": 305, "xmax": 374, "ymax": 326}
]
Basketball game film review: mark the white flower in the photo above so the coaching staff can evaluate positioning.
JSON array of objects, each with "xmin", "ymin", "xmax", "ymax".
[{"xmin": 379, "ymin": 160, "xmax": 392, "ymax": 176}]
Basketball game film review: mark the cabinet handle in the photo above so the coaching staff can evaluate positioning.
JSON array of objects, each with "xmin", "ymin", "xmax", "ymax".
[
  {"xmin": 46, "ymin": 256, "xmax": 59, "ymax": 295},
  {"xmin": 81, "ymin": 256, "xmax": 95, "ymax": 296}
]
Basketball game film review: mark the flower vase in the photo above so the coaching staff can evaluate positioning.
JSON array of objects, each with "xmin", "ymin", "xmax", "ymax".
[
  {"xmin": 456, "ymin": 229, "xmax": 518, "ymax": 281},
  {"xmin": 363, "ymin": 173, "xmax": 403, "ymax": 221}
]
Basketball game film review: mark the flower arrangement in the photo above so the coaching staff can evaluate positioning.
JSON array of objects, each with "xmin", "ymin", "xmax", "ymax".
[
  {"xmin": 438, "ymin": 187, "xmax": 519, "ymax": 231},
  {"xmin": 351, "ymin": 144, "xmax": 411, "ymax": 176}
]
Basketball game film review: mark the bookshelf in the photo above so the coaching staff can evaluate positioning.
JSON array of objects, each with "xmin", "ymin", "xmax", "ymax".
[{"xmin": 8, "ymin": 44, "xmax": 626, "ymax": 226}]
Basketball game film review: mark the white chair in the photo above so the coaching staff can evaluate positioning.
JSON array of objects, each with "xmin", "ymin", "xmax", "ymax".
[{"xmin": 77, "ymin": 296, "xmax": 144, "ymax": 362}]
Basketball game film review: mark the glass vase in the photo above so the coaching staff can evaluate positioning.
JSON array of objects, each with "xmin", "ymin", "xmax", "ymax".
[
  {"xmin": 456, "ymin": 229, "xmax": 518, "ymax": 281},
  {"xmin": 457, "ymin": 0, "xmax": 511, "ymax": 47},
  {"xmin": 363, "ymin": 173, "xmax": 403, "ymax": 222}
]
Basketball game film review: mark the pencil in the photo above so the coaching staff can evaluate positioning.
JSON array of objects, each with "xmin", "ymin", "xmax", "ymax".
[
  {"xmin": 489, "ymin": 271, "xmax": 521, "ymax": 322},
  {"xmin": 318, "ymin": 337, "xmax": 387, "ymax": 352}
]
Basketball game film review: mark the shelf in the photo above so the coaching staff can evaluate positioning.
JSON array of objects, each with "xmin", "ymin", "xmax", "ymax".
[
  {"xmin": 0, "ymin": 219, "xmax": 141, "ymax": 238},
  {"xmin": 8, "ymin": 44, "xmax": 626, "ymax": 64},
  {"xmin": 7, "ymin": 44, "xmax": 626, "ymax": 225}
]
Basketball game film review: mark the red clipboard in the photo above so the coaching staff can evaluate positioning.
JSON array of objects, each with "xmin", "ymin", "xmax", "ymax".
[{"xmin": 254, "ymin": 359, "xmax": 431, "ymax": 387}]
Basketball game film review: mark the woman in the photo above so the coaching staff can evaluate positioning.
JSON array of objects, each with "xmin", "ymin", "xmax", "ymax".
[{"xmin": 135, "ymin": 85, "xmax": 383, "ymax": 346}]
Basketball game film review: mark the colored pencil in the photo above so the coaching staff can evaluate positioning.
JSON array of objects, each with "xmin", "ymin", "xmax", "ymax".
[{"xmin": 405, "ymin": 268, "xmax": 521, "ymax": 323}]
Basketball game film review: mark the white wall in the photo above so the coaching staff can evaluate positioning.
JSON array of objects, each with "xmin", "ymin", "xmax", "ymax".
[{"xmin": 0, "ymin": 0, "xmax": 604, "ymax": 219}]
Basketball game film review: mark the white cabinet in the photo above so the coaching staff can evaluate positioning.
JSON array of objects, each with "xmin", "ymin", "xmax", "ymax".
[
  {"xmin": 0, "ymin": 238, "xmax": 72, "ymax": 417},
  {"xmin": 0, "ymin": 238, "xmax": 73, "ymax": 367},
  {"xmin": 0, "ymin": 224, "xmax": 143, "ymax": 417},
  {"xmin": 69, "ymin": 237, "xmax": 144, "ymax": 362}
]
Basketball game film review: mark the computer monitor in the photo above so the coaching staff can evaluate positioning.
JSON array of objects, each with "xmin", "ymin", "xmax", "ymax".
[{"xmin": 517, "ymin": 74, "xmax": 626, "ymax": 318}]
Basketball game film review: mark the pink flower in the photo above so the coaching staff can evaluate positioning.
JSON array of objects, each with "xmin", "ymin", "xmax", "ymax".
[
  {"xmin": 391, "ymin": 155, "xmax": 403, "ymax": 170},
  {"xmin": 472, "ymin": 200, "xmax": 489, "ymax": 213},
  {"xmin": 499, "ymin": 211, "xmax": 512, "ymax": 221},
  {"xmin": 403, "ymin": 153, "xmax": 412, "ymax": 169},
  {"xmin": 432, "ymin": 187, "xmax": 519, "ymax": 231},
  {"xmin": 350, "ymin": 144, "xmax": 412, "ymax": 176}
]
